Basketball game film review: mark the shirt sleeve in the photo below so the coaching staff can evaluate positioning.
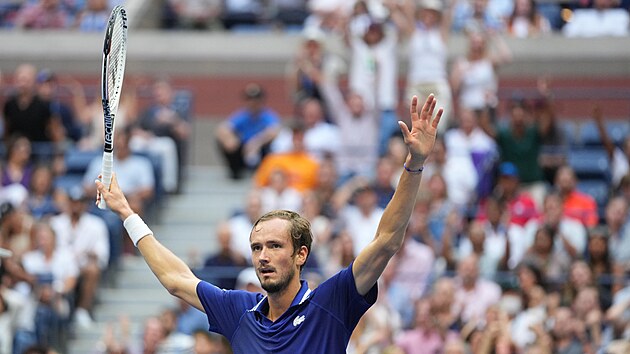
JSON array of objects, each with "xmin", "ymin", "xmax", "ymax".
[
  {"xmin": 311, "ymin": 262, "xmax": 377, "ymax": 332},
  {"xmin": 196, "ymin": 281, "xmax": 261, "ymax": 338}
]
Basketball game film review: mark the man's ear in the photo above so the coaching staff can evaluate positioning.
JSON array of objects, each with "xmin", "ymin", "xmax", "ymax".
[{"xmin": 296, "ymin": 245, "xmax": 308, "ymax": 266}]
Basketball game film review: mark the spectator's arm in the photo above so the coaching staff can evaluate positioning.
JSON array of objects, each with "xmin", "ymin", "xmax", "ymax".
[
  {"xmin": 534, "ymin": 78, "xmax": 556, "ymax": 138},
  {"xmin": 559, "ymin": 233, "xmax": 579, "ymax": 259},
  {"xmin": 488, "ymin": 33, "xmax": 513, "ymax": 68},
  {"xmin": 352, "ymin": 95, "xmax": 441, "ymax": 296},
  {"xmin": 215, "ymin": 121, "xmax": 241, "ymax": 152},
  {"xmin": 605, "ymin": 292, "xmax": 630, "ymax": 322},
  {"xmin": 440, "ymin": 0, "xmax": 455, "ymax": 41},
  {"xmin": 243, "ymin": 123, "xmax": 281, "ymax": 159},
  {"xmin": 478, "ymin": 107, "xmax": 497, "ymax": 139},
  {"xmin": 330, "ymin": 175, "xmax": 370, "ymax": 213},
  {"xmin": 384, "ymin": 0, "xmax": 415, "ymax": 38},
  {"xmin": 592, "ymin": 105, "xmax": 616, "ymax": 160},
  {"xmin": 611, "ymin": 262, "xmax": 625, "ymax": 294}
]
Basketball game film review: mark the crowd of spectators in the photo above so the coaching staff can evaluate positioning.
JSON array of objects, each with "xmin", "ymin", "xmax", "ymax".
[
  {"xmin": 1, "ymin": 1, "xmax": 630, "ymax": 354},
  {"xmin": 204, "ymin": 1, "xmax": 630, "ymax": 354},
  {"xmin": 1, "ymin": 0, "xmax": 629, "ymax": 37},
  {"xmin": 0, "ymin": 61, "xmax": 191, "ymax": 353}
]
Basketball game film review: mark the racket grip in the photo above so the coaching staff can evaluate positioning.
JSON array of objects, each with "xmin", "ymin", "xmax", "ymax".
[{"xmin": 98, "ymin": 151, "xmax": 114, "ymax": 210}]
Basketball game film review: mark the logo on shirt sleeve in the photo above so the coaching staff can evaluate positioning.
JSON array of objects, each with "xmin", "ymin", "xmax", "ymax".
[{"xmin": 293, "ymin": 315, "xmax": 306, "ymax": 327}]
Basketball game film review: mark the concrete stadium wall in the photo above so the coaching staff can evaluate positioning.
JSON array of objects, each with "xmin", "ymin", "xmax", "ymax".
[{"xmin": 2, "ymin": 31, "xmax": 630, "ymax": 119}]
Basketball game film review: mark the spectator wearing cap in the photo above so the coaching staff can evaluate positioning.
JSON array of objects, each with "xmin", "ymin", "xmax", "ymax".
[
  {"xmin": 49, "ymin": 186, "xmax": 109, "ymax": 329},
  {"xmin": 485, "ymin": 162, "xmax": 538, "ymax": 227},
  {"xmin": 344, "ymin": 15, "xmax": 400, "ymax": 157},
  {"xmin": 216, "ymin": 83, "xmax": 281, "ymax": 180}
]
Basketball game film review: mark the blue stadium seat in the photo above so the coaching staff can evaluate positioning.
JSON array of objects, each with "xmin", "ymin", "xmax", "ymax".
[
  {"xmin": 606, "ymin": 120, "xmax": 630, "ymax": 145},
  {"xmin": 576, "ymin": 179, "xmax": 610, "ymax": 220},
  {"xmin": 53, "ymin": 174, "xmax": 84, "ymax": 194},
  {"xmin": 64, "ymin": 149, "xmax": 100, "ymax": 174},
  {"xmin": 577, "ymin": 121, "xmax": 602, "ymax": 147},
  {"xmin": 577, "ymin": 120, "xmax": 630, "ymax": 147},
  {"xmin": 567, "ymin": 148, "xmax": 610, "ymax": 180},
  {"xmin": 560, "ymin": 120, "xmax": 580, "ymax": 147}
]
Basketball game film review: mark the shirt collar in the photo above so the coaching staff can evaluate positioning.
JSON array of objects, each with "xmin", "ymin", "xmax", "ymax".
[{"xmin": 249, "ymin": 280, "xmax": 312, "ymax": 314}]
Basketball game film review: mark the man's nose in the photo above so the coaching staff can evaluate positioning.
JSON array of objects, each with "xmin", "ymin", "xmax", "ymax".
[{"xmin": 258, "ymin": 247, "xmax": 270, "ymax": 263}]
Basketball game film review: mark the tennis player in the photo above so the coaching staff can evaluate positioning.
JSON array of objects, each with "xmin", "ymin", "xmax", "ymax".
[{"xmin": 96, "ymin": 94, "xmax": 442, "ymax": 353}]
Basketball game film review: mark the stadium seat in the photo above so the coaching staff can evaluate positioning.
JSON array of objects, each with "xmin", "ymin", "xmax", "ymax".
[
  {"xmin": 576, "ymin": 179, "xmax": 610, "ymax": 220},
  {"xmin": 606, "ymin": 120, "xmax": 630, "ymax": 145},
  {"xmin": 567, "ymin": 148, "xmax": 610, "ymax": 180},
  {"xmin": 577, "ymin": 121, "xmax": 602, "ymax": 147},
  {"xmin": 559, "ymin": 120, "xmax": 580, "ymax": 147},
  {"xmin": 64, "ymin": 149, "xmax": 100, "ymax": 174}
]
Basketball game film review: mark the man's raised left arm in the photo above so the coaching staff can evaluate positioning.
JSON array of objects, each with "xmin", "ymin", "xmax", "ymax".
[{"xmin": 352, "ymin": 94, "xmax": 441, "ymax": 295}]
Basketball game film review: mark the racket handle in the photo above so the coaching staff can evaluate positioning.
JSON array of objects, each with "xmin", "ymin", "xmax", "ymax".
[{"xmin": 98, "ymin": 151, "xmax": 114, "ymax": 210}]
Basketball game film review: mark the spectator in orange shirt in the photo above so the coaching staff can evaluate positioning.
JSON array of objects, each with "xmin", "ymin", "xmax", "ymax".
[
  {"xmin": 554, "ymin": 165, "xmax": 599, "ymax": 227},
  {"xmin": 253, "ymin": 121, "xmax": 319, "ymax": 193}
]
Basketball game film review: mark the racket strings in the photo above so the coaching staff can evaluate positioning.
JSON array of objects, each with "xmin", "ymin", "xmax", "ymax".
[{"xmin": 107, "ymin": 13, "xmax": 127, "ymax": 112}]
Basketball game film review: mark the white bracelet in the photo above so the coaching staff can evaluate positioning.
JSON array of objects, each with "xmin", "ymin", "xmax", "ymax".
[{"xmin": 123, "ymin": 213, "xmax": 153, "ymax": 247}]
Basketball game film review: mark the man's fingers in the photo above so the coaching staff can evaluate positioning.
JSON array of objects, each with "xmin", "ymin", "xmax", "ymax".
[
  {"xmin": 110, "ymin": 173, "xmax": 119, "ymax": 190},
  {"xmin": 432, "ymin": 108, "xmax": 444, "ymax": 129},
  {"xmin": 409, "ymin": 96, "xmax": 418, "ymax": 116},
  {"xmin": 398, "ymin": 120, "xmax": 410, "ymax": 141},
  {"xmin": 422, "ymin": 94, "xmax": 434, "ymax": 116}
]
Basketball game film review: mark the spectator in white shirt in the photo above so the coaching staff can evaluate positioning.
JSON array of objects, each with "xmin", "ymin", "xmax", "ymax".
[
  {"xmin": 49, "ymin": 186, "xmax": 109, "ymax": 329},
  {"xmin": 562, "ymin": 0, "xmax": 630, "ymax": 37},
  {"xmin": 259, "ymin": 169, "xmax": 303, "ymax": 213},
  {"xmin": 453, "ymin": 254, "xmax": 502, "ymax": 323}
]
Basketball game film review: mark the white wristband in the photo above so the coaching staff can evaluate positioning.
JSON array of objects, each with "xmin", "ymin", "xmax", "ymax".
[{"xmin": 123, "ymin": 214, "xmax": 153, "ymax": 247}]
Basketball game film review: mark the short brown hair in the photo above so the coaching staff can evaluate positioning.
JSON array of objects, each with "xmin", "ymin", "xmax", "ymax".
[{"xmin": 252, "ymin": 210, "xmax": 313, "ymax": 272}]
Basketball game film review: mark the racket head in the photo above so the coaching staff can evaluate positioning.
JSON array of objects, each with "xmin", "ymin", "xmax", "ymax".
[{"xmin": 101, "ymin": 5, "xmax": 128, "ymax": 153}]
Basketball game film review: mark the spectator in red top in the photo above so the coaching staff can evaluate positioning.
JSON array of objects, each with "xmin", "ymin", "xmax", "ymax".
[
  {"xmin": 554, "ymin": 165, "xmax": 599, "ymax": 227},
  {"xmin": 479, "ymin": 161, "xmax": 538, "ymax": 227}
]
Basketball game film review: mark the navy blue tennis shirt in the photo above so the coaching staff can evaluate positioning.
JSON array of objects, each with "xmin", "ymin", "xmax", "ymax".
[{"xmin": 196, "ymin": 263, "xmax": 377, "ymax": 353}]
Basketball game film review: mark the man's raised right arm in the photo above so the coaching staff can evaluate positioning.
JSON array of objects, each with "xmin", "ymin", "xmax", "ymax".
[{"xmin": 96, "ymin": 174, "xmax": 204, "ymax": 311}]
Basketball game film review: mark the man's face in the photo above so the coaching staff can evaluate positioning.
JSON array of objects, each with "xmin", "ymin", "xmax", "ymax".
[
  {"xmin": 554, "ymin": 167, "xmax": 575, "ymax": 194},
  {"xmin": 250, "ymin": 218, "xmax": 305, "ymax": 294}
]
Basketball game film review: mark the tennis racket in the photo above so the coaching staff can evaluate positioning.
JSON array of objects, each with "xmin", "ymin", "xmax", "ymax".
[{"xmin": 98, "ymin": 5, "xmax": 128, "ymax": 209}]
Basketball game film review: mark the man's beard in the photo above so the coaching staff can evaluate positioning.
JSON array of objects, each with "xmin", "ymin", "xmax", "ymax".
[{"xmin": 260, "ymin": 267, "xmax": 296, "ymax": 294}]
